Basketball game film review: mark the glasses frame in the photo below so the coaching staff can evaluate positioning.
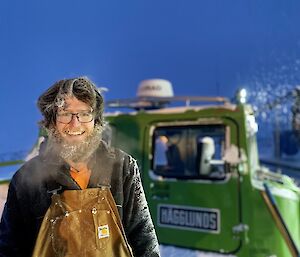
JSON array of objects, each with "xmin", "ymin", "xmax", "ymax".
[{"xmin": 56, "ymin": 111, "xmax": 94, "ymax": 124}]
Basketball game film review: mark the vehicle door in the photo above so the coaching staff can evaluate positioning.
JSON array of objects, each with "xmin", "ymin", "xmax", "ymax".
[{"xmin": 142, "ymin": 119, "xmax": 242, "ymax": 253}]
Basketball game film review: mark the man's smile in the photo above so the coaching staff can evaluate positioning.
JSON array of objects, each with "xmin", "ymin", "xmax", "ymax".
[{"xmin": 65, "ymin": 130, "xmax": 85, "ymax": 136}]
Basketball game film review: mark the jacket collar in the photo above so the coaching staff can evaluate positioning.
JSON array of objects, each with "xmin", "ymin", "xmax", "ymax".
[{"xmin": 88, "ymin": 141, "xmax": 117, "ymax": 188}]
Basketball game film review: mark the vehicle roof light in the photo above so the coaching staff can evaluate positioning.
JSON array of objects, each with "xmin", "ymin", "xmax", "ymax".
[{"xmin": 236, "ymin": 88, "xmax": 247, "ymax": 104}]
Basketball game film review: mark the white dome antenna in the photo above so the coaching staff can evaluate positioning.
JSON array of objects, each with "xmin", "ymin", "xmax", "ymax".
[{"xmin": 137, "ymin": 79, "xmax": 174, "ymax": 98}]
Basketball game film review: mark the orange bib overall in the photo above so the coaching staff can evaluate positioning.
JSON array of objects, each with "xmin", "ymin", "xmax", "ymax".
[{"xmin": 32, "ymin": 187, "xmax": 134, "ymax": 257}]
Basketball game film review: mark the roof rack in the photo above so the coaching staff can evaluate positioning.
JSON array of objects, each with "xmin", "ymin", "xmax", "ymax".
[{"xmin": 106, "ymin": 96, "xmax": 230, "ymax": 110}]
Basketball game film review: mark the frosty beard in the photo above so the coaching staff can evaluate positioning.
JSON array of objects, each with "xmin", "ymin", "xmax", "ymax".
[{"xmin": 46, "ymin": 124, "xmax": 103, "ymax": 163}]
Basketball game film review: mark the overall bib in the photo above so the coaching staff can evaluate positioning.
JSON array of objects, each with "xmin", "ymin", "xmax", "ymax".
[{"xmin": 32, "ymin": 187, "xmax": 134, "ymax": 257}]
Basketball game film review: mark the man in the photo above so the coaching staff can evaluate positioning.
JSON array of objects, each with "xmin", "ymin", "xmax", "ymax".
[{"xmin": 0, "ymin": 77, "xmax": 160, "ymax": 257}]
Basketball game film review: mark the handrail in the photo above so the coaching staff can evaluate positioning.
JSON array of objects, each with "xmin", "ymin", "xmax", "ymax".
[{"xmin": 106, "ymin": 96, "xmax": 231, "ymax": 109}]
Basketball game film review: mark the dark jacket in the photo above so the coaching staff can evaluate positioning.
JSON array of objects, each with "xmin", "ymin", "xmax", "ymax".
[{"xmin": 0, "ymin": 141, "xmax": 160, "ymax": 257}]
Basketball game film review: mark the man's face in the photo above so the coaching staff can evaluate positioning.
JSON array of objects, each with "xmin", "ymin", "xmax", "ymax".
[{"xmin": 55, "ymin": 96, "xmax": 95, "ymax": 144}]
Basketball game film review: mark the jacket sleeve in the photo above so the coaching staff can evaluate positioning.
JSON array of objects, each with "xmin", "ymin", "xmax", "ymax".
[
  {"xmin": 123, "ymin": 156, "xmax": 160, "ymax": 257},
  {"xmin": 0, "ymin": 177, "xmax": 23, "ymax": 257},
  {"xmin": 0, "ymin": 174, "xmax": 34, "ymax": 257}
]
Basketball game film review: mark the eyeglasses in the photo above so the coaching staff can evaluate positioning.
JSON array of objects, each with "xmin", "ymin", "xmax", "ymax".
[{"xmin": 56, "ymin": 111, "xmax": 94, "ymax": 124}]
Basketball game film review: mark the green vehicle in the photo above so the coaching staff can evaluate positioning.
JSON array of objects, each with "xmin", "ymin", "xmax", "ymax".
[
  {"xmin": 1, "ymin": 79, "xmax": 300, "ymax": 257},
  {"xmin": 104, "ymin": 80, "xmax": 300, "ymax": 257}
]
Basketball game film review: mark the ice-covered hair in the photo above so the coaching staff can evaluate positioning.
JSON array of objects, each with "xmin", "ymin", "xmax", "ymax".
[{"xmin": 37, "ymin": 77, "xmax": 104, "ymax": 129}]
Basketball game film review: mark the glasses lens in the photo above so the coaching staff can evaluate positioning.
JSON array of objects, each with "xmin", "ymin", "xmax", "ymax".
[
  {"xmin": 57, "ymin": 113, "xmax": 72, "ymax": 123},
  {"xmin": 78, "ymin": 112, "xmax": 93, "ymax": 123}
]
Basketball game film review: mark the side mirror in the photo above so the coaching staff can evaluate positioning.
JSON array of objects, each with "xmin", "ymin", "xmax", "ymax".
[
  {"xmin": 223, "ymin": 145, "xmax": 240, "ymax": 165},
  {"xmin": 223, "ymin": 145, "xmax": 248, "ymax": 175}
]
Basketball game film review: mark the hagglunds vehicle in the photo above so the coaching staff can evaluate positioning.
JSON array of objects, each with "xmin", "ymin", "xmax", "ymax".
[{"xmin": 104, "ymin": 79, "xmax": 300, "ymax": 257}]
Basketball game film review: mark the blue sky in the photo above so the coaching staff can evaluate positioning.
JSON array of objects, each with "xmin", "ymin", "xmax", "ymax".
[{"xmin": 1, "ymin": 0, "xmax": 300, "ymax": 157}]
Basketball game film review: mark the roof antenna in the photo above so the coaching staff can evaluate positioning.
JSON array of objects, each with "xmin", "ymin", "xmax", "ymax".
[{"xmin": 137, "ymin": 79, "xmax": 174, "ymax": 98}]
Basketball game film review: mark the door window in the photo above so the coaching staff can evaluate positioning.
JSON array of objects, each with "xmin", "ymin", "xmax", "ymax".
[{"xmin": 152, "ymin": 125, "xmax": 227, "ymax": 179}]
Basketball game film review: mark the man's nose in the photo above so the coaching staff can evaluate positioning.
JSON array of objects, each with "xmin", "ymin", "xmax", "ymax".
[{"xmin": 69, "ymin": 114, "xmax": 80, "ymax": 126}]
